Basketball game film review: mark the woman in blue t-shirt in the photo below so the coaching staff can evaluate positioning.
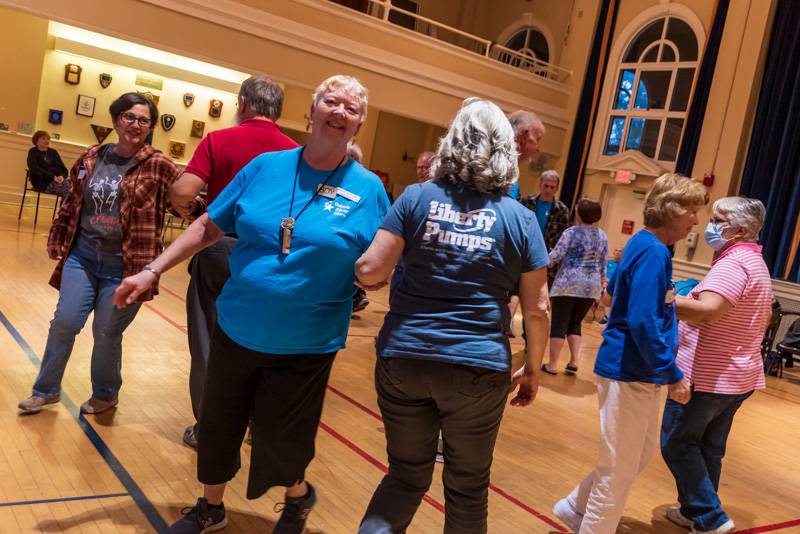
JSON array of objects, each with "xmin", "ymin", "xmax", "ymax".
[
  {"xmin": 355, "ymin": 98, "xmax": 551, "ymax": 533},
  {"xmin": 114, "ymin": 75, "xmax": 390, "ymax": 533},
  {"xmin": 552, "ymin": 173, "xmax": 706, "ymax": 533}
]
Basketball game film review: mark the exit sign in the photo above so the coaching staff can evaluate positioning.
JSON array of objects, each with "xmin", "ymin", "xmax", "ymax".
[{"xmin": 621, "ymin": 220, "xmax": 635, "ymax": 234}]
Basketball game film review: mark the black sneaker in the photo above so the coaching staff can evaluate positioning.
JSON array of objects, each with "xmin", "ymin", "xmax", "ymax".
[
  {"xmin": 352, "ymin": 294, "xmax": 369, "ymax": 313},
  {"xmin": 183, "ymin": 425, "xmax": 197, "ymax": 450},
  {"xmin": 273, "ymin": 483, "xmax": 317, "ymax": 534},
  {"xmin": 168, "ymin": 498, "xmax": 227, "ymax": 533}
]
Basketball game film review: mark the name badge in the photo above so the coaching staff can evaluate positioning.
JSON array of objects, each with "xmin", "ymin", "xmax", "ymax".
[
  {"xmin": 336, "ymin": 187, "xmax": 361, "ymax": 203},
  {"xmin": 317, "ymin": 184, "xmax": 337, "ymax": 199}
]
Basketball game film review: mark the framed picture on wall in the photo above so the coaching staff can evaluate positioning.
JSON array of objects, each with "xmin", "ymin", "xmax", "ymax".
[{"xmin": 76, "ymin": 95, "xmax": 96, "ymax": 117}]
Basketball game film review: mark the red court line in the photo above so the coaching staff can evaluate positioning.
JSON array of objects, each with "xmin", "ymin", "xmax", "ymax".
[
  {"xmin": 143, "ymin": 303, "xmax": 187, "ymax": 334},
  {"xmin": 326, "ymin": 383, "xmax": 567, "ymax": 532},
  {"xmin": 318, "ymin": 421, "xmax": 446, "ymax": 514},
  {"xmin": 736, "ymin": 518, "xmax": 800, "ymax": 534},
  {"xmin": 158, "ymin": 284, "xmax": 185, "ymax": 302}
]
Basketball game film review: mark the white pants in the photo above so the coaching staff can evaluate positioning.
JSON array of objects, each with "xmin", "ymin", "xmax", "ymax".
[{"xmin": 568, "ymin": 377, "xmax": 662, "ymax": 534}]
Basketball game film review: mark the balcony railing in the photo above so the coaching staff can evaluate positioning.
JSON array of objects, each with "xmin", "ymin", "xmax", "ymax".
[{"xmin": 328, "ymin": 0, "xmax": 572, "ymax": 82}]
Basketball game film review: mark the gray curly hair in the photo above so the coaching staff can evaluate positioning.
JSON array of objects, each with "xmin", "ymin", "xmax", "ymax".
[{"xmin": 430, "ymin": 98, "xmax": 519, "ymax": 194}]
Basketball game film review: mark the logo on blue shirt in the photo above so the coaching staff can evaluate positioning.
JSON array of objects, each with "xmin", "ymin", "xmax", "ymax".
[{"xmin": 423, "ymin": 201, "xmax": 497, "ymax": 252}]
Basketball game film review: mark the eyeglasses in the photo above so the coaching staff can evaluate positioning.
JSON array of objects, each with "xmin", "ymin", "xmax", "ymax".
[{"xmin": 120, "ymin": 111, "xmax": 152, "ymax": 127}]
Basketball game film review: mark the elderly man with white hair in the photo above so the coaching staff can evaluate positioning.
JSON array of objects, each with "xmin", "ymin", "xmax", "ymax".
[{"xmin": 662, "ymin": 196, "xmax": 772, "ymax": 534}]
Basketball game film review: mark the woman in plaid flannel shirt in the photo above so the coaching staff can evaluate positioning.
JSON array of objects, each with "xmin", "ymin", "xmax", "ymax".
[{"xmin": 18, "ymin": 92, "xmax": 180, "ymax": 416}]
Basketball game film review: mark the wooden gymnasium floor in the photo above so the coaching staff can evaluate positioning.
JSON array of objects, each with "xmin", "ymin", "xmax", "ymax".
[{"xmin": 1, "ymin": 204, "xmax": 799, "ymax": 534}]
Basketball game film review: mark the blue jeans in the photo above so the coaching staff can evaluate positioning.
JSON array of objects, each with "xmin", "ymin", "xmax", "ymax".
[
  {"xmin": 660, "ymin": 390, "xmax": 753, "ymax": 531},
  {"xmin": 32, "ymin": 237, "xmax": 142, "ymax": 401}
]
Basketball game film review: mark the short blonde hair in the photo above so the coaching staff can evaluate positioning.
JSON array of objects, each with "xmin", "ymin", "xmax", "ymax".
[
  {"xmin": 643, "ymin": 173, "xmax": 707, "ymax": 228},
  {"xmin": 311, "ymin": 75, "xmax": 368, "ymax": 123}
]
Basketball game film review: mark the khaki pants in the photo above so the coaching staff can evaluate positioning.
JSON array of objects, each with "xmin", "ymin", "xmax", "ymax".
[{"xmin": 568, "ymin": 377, "xmax": 662, "ymax": 534}]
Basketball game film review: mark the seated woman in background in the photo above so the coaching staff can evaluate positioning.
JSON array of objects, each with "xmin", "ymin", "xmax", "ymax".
[
  {"xmin": 541, "ymin": 197, "xmax": 607, "ymax": 375},
  {"xmin": 27, "ymin": 130, "xmax": 71, "ymax": 199}
]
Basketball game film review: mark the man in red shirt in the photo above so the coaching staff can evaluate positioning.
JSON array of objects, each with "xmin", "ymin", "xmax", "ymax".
[{"xmin": 170, "ymin": 74, "xmax": 298, "ymax": 449}]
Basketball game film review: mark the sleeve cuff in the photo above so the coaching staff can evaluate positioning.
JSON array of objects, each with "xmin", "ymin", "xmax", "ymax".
[{"xmin": 661, "ymin": 363, "xmax": 684, "ymax": 385}]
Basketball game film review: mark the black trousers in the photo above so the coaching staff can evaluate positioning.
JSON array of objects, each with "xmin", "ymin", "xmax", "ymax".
[
  {"xmin": 186, "ymin": 236, "xmax": 237, "ymax": 424},
  {"xmin": 360, "ymin": 358, "xmax": 510, "ymax": 534},
  {"xmin": 549, "ymin": 295, "xmax": 595, "ymax": 338},
  {"xmin": 197, "ymin": 325, "xmax": 335, "ymax": 499}
]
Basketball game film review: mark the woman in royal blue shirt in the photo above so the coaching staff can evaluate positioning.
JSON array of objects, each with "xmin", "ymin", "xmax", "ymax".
[
  {"xmin": 553, "ymin": 173, "xmax": 707, "ymax": 533},
  {"xmin": 355, "ymin": 98, "xmax": 551, "ymax": 533}
]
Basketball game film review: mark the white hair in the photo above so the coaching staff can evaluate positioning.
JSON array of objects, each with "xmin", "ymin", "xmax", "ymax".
[
  {"xmin": 431, "ymin": 98, "xmax": 519, "ymax": 194},
  {"xmin": 346, "ymin": 142, "xmax": 363, "ymax": 163},
  {"xmin": 539, "ymin": 169, "xmax": 561, "ymax": 185},
  {"xmin": 508, "ymin": 110, "xmax": 545, "ymax": 137},
  {"xmin": 713, "ymin": 196, "xmax": 766, "ymax": 241},
  {"xmin": 311, "ymin": 74, "xmax": 368, "ymax": 123}
]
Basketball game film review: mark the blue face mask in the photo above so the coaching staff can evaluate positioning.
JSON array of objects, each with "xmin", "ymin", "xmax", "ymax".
[{"xmin": 704, "ymin": 222, "xmax": 730, "ymax": 251}]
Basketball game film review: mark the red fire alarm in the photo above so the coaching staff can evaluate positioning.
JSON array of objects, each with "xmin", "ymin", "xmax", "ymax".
[
  {"xmin": 703, "ymin": 173, "xmax": 715, "ymax": 187},
  {"xmin": 621, "ymin": 219, "xmax": 635, "ymax": 235}
]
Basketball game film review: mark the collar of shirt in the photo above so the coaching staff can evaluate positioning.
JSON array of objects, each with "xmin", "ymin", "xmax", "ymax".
[{"xmin": 712, "ymin": 241, "xmax": 763, "ymax": 265}]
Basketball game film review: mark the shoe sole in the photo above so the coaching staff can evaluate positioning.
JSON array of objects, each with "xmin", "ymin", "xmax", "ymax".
[
  {"xmin": 201, "ymin": 516, "xmax": 228, "ymax": 533},
  {"xmin": 80, "ymin": 400, "xmax": 119, "ymax": 414},
  {"xmin": 666, "ymin": 510, "xmax": 694, "ymax": 529},
  {"xmin": 18, "ymin": 398, "xmax": 60, "ymax": 415}
]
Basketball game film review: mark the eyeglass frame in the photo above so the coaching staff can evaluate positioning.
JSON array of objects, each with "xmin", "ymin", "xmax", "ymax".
[{"xmin": 119, "ymin": 111, "xmax": 153, "ymax": 127}]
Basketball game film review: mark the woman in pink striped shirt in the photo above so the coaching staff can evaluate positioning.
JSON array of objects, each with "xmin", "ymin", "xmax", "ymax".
[{"xmin": 662, "ymin": 196, "xmax": 772, "ymax": 534}]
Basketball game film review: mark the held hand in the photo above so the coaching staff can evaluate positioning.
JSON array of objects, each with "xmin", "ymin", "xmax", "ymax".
[
  {"xmin": 113, "ymin": 271, "xmax": 156, "ymax": 308},
  {"xmin": 509, "ymin": 366, "xmax": 539, "ymax": 407},
  {"xmin": 668, "ymin": 377, "xmax": 692, "ymax": 405},
  {"xmin": 355, "ymin": 279, "xmax": 388, "ymax": 292},
  {"xmin": 47, "ymin": 243, "xmax": 65, "ymax": 260}
]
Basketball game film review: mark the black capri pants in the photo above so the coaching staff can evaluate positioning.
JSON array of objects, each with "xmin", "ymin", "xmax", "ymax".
[
  {"xmin": 197, "ymin": 324, "xmax": 335, "ymax": 499},
  {"xmin": 550, "ymin": 296, "xmax": 595, "ymax": 338}
]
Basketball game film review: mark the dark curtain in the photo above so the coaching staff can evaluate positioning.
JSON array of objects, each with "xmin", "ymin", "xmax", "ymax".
[
  {"xmin": 740, "ymin": 0, "xmax": 800, "ymax": 282},
  {"xmin": 675, "ymin": 0, "xmax": 729, "ymax": 175},
  {"xmin": 560, "ymin": 0, "xmax": 620, "ymax": 208}
]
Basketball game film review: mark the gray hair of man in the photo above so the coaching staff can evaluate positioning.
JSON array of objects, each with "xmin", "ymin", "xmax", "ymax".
[
  {"xmin": 508, "ymin": 110, "xmax": 545, "ymax": 138},
  {"xmin": 540, "ymin": 169, "xmax": 561, "ymax": 185},
  {"xmin": 431, "ymin": 98, "xmax": 519, "ymax": 194},
  {"xmin": 238, "ymin": 74, "xmax": 284, "ymax": 121},
  {"xmin": 713, "ymin": 196, "xmax": 766, "ymax": 241},
  {"xmin": 347, "ymin": 141, "xmax": 363, "ymax": 163}
]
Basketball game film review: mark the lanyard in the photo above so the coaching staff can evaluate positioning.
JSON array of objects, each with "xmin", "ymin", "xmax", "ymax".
[{"xmin": 280, "ymin": 147, "xmax": 345, "ymax": 254}]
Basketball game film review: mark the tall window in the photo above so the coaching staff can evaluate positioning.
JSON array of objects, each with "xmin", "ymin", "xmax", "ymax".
[
  {"xmin": 502, "ymin": 26, "xmax": 550, "ymax": 64},
  {"xmin": 603, "ymin": 17, "xmax": 699, "ymax": 162}
]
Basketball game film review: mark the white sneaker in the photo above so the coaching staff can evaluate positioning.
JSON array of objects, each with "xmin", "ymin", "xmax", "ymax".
[
  {"xmin": 553, "ymin": 498, "xmax": 583, "ymax": 533},
  {"xmin": 666, "ymin": 506, "xmax": 694, "ymax": 528},
  {"xmin": 692, "ymin": 519, "xmax": 735, "ymax": 533}
]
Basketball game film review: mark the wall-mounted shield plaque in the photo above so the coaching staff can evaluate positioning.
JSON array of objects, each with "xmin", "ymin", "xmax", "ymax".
[
  {"xmin": 160, "ymin": 114, "xmax": 176, "ymax": 131},
  {"xmin": 91, "ymin": 124, "xmax": 113, "ymax": 144},
  {"xmin": 99, "ymin": 73, "xmax": 112, "ymax": 88},
  {"xmin": 208, "ymin": 99, "xmax": 223, "ymax": 118},
  {"xmin": 183, "ymin": 93, "xmax": 195, "ymax": 107},
  {"xmin": 190, "ymin": 120, "xmax": 205, "ymax": 138},
  {"xmin": 48, "ymin": 109, "xmax": 63, "ymax": 125},
  {"xmin": 64, "ymin": 64, "xmax": 82, "ymax": 84},
  {"xmin": 169, "ymin": 140, "xmax": 186, "ymax": 159}
]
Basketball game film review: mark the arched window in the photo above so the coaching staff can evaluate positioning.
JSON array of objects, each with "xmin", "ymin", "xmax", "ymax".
[
  {"xmin": 602, "ymin": 17, "xmax": 699, "ymax": 162},
  {"xmin": 502, "ymin": 26, "xmax": 549, "ymax": 64}
]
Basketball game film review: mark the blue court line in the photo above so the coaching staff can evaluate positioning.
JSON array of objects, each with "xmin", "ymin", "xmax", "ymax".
[
  {"xmin": 0, "ymin": 310, "xmax": 169, "ymax": 533},
  {"xmin": 0, "ymin": 492, "xmax": 129, "ymax": 508}
]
